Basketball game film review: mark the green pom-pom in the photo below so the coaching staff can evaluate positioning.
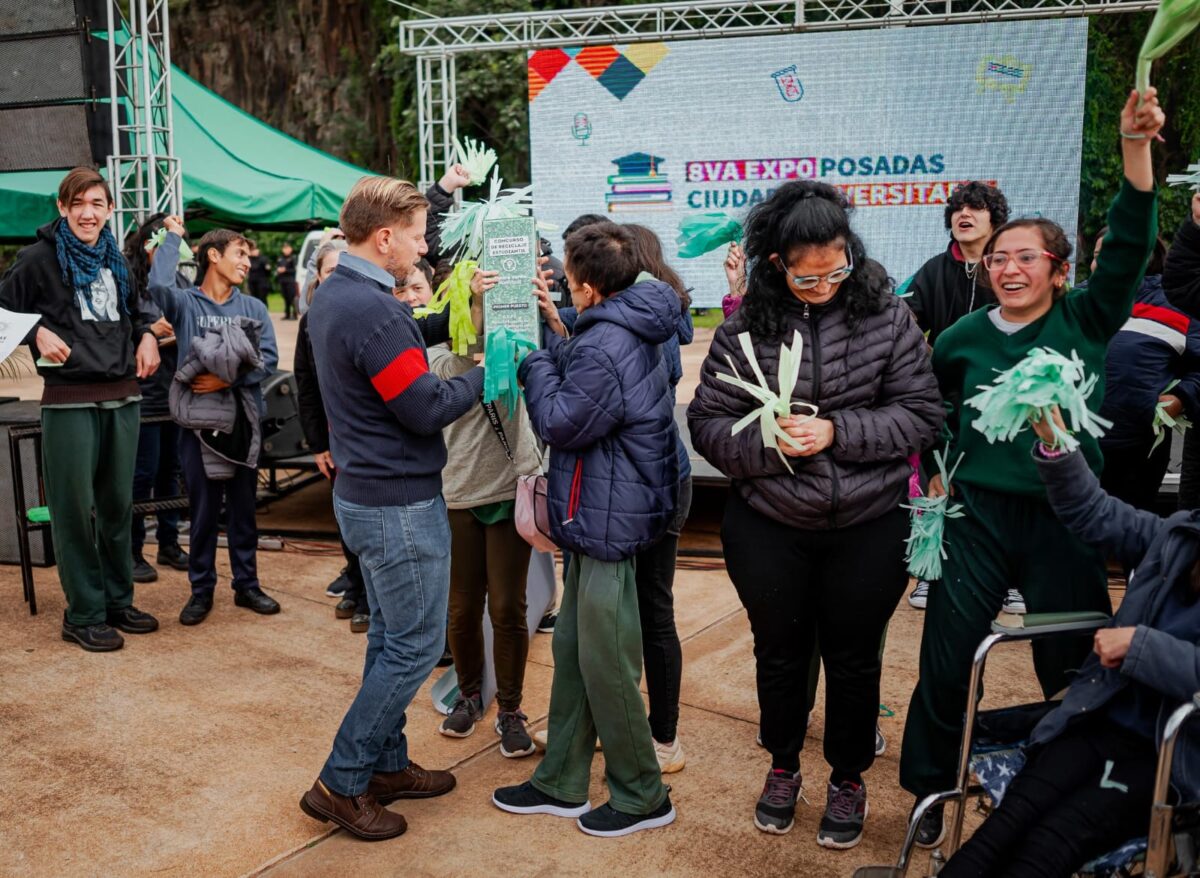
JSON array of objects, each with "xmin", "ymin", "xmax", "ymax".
[
  {"xmin": 676, "ymin": 212, "xmax": 742, "ymax": 259},
  {"xmin": 146, "ymin": 227, "xmax": 193, "ymax": 262},
  {"xmin": 453, "ymin": 136, "xmax": 498, "ymax": 186},
  {"xmin": 439, "ymin": 169, "xmax": 535, "ymax": 261},
  {"xmin": 1136, "ymin": 0, "xmax": 1200, "ymax": 94},
  {"xmin": 964, "ymin": 346, "xmax": 1112, "ymax": 453},
  {"xmin": 415, "ymin": 260, "xmax": 478, "ymax": 356},
  {"xmin": 1168, "ymin": 161, "xmax": 1200, "ymax": 191},
  {"xmin": 482, "ymin": 327, "xmax": 537, "ymax": 411},
  {"xmin": 901, "ymin": 448, "xmax": 965, "ymax": 581}
]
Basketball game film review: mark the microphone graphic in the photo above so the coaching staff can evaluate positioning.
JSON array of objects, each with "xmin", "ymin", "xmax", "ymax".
[{"xmin": 571, "ymin": 112, "xmax": 593, "ymax": 146}]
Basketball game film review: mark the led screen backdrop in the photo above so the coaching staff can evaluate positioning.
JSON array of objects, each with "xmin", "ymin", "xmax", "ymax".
[{"xmin": 527, "ymin": 19, "xmax": 1088, "ymax": 307}]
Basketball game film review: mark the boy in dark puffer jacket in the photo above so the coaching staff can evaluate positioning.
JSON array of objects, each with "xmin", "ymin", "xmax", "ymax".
[{"xmin": 492, "ymin": 223, "xmax": 680, "ymax": 838}]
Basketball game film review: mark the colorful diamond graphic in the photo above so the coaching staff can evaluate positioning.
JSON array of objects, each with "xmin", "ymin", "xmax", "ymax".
[
  {"xmin": 574, "ymin": 45, "xmax": 620, "ymax": 78},
  {"xmin": 622, "ymin": 42, "xmax": 668, "ymax": 74},
  {"xmin": 528, "ymin": 48, "xmax": 572, "ymax": 83},
  {"xmin": 597, "ymin": 55, "xmax": 645, "ymax": 100},
  {"xmin": 527, "ymin": 69, "xmax": 548, "ymax": 102}
]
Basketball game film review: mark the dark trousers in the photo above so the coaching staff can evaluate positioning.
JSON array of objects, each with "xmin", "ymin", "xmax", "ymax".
[
  {"xmin": 634, "ymin": 476, "xmax": 692, "ymax": 744},
  {"xmin": 248, "ymin": 282, "xmax": 270, "ymax": 306},
  {"xmin": 942, "ymin": 715, "xmax": 1156, "ymax": 878},
  {"xmin": 1182, "ymin": 428, "xmax": 1200, "ymax": 510},
  {"xmin": 447, "ymin": 509, "xmax": 531, "ymax": 710},
  {"xmin": 722, "ymin": 491, "xmax": 909, "ymax": 780},
  {"xmin": 131, "ymin": 420, "xmax": 182, "ymax": 554},
  {"xmin": 1101, "ymin": 437, "xmax": 1171, "ymax": 513},
  {"xmin": 178, "ymin": 429, "xmax": 260, "ymax": 596},
  {"xmin": 282, "ymin": 281, "xmax": 298, "ymax": 319},
  {"xmin": 341, "ymin": 532, "xmax": 367, "ymax": 612},
  {"xmin": 900, "ymin": 485, "xmax": 1111, "ymax": 799}
]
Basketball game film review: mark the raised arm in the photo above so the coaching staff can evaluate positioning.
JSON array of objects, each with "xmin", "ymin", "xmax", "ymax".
[{"xmin": 146, "ymin": 220, "xmax": 190, "ymax": 325}]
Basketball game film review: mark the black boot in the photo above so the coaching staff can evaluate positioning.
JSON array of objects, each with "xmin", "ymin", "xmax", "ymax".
[{"xmin": 131, "ymin": 554, "xmax": 158, "ymax": 583}]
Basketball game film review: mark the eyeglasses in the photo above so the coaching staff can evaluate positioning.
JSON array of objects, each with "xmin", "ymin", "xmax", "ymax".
[
  {"xmin": 983, "ymin": 249, "xmax": 1061, "ymax": 271},
  {"xmin": 775, "ymin": 249, "xmax": 855, "ymax": 290}
]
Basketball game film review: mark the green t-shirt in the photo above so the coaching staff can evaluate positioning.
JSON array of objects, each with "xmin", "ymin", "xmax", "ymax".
[{"xmin": 932, "ymin": 180, "xmax": 1158, "ymax": 498}]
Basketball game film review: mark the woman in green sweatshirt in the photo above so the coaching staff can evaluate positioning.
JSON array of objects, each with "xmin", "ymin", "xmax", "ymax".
[{"xmin": 899, "ymin": 88, "xmax": 1166, "ymax": 847}]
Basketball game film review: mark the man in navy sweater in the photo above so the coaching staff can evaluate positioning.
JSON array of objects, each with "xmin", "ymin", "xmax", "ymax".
[{"xmin": 299, "ymin": 176, "xmax": 485, "ymax": 840}]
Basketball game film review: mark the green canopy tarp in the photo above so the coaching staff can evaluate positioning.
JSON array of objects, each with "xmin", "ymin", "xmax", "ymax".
[{"xmin": 0, "ymin": 66, "xmax": 372, "ymax": 241}]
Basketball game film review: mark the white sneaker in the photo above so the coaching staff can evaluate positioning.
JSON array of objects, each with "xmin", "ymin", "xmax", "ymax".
[
  {"xmin": 654, "ymin": 737, "xmax": 685, "ymax": 773},
  {"xmin": 1002, "ymin": 589, "xmax": 1027, "ymax": 615},
  {"xmin": 907, "ymin": 581, "xmax": 930, "ymax": 609},
  {"xmin": 531, "ymin": 728, "xmax": 602, "ymax": 752},
  {"xmin": 875, "ymin": 724, "xmax": 886, "ymax": 756}
]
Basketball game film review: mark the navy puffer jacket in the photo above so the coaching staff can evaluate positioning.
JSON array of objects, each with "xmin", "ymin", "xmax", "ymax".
[{"xmin": 519, "ymin": 280, "xmax": 681, "ymax": 562}]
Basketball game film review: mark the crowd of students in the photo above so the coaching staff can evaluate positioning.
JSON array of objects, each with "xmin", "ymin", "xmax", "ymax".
[{"xmin": 3, "ymin": 85, "xmax": 1200, "ymax": 874}]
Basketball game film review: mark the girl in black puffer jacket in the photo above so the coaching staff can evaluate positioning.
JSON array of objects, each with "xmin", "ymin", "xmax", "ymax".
[{"xmin": 687, "ymin": 181, "xmax": 943, "ymax": 848}]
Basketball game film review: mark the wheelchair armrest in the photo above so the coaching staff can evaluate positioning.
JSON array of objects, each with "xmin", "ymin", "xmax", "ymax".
[{"xmin": 991, "ymin": 611, "xmax": 1110, "ymax": 640}]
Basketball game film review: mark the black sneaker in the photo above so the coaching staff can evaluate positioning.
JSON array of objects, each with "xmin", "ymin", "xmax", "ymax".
[
  {"xmin": 913, "ymin": 801, "xmax": 945, "ymax": 849},
  {"xmin": 577, "ymin": 794, "xmax": 676, "ymax": 837},
  {"xmin": 234, "ymin": 587, "xmax": 280, "ymax": 615},
  {"xmin": 180, "ymin": 594, "xmax": 214, "ymax": 626},
  {"xmin": 437, "ymin": 643, "xmax": 454, "ymax": 668},
  {"xmin": 131, "ymin": 555, "xmax": 158, "ymax": 583},
  {"xmin": 537, "ymin": 610, "xmax": 558, "ymax": 633},
  {"xmin": 350, "ymin": 612, "xmax": 369, "ymax": 634},
  {"xmin": 755, "ymin": 768, "xmax": 802, "ymax": 834},
  {"xmin": 61, "ymin": 615, "xmax": 124, "ymax": 652},
  {"xmin": 817, "ymin": 780, "xmax": 868, "ymax": 850},
  {"xmin": 156, "ymin": 544, "xmax": 190, "ymax": 571},
  {"xmin": 495, "ymin": 709, "xmax": 536, "ymax": 758},
  {"xmin": 106, "ymin": 605, "xmax": 160, "ymax": 634},
  {"xmin": 325, "ymin": 568, "xmax": 349, "ymax": 597},
  {"xmin": 334, "ymin": 597, "xmax": 356, "ymax": 620},
  {"xmin": 439, "ymin": 693, "xmax": 483, "ymax": 738},
  {"xmin": 492, "ymin": 781, "xmax": 590, "ymax": 817}
]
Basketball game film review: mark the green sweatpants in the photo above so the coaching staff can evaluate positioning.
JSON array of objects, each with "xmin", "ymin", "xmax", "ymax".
[
  {"xmin": 899, "ymin": 483, "xmax": 1111, "ymax": 798},
  {"xmin": 532, "ymin": 554, "xmax": 667, "ymax": 814},
  {"xmin": 41, "ymin": 403, "xmax": 140, "ymax": 626}
]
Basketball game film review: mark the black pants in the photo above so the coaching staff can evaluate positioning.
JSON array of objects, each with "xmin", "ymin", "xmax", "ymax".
[
  {"xmin": 722, "ymin": 491, "xmax": 909, "ymax": 779},
  {"xmin": 942, "ymin": 715, "xmax": 1156, "ymax": 878},
  {"xmin": 282, "ymin": 281, "xmax": 298, "ymax": 319},
  {"xmin": 1182, "ymin": 428, "xmax": 1200, "ymax": 510},
  {"xmin": 178, "ymin": 429, "xmax": 260, "ymax": 595},
  {"xmin": 1101, "ymin": 437, "xmax": 1171, "ymax": 513},
  {"xmin": 131, "ymin": 420, "xmax": 182, "ymax": 554},
  {"xmin": 635, "ymin": 476, "xmax": 692, "ymax": 744},
  {"xmin": 341, "ymin": 532, "xmax": 367, "ymax": 612}
]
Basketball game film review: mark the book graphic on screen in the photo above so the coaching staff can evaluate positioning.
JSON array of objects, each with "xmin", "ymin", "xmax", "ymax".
[{"xmin": 605, "ymin": 152, "xmax": 673, "ymax": 213}]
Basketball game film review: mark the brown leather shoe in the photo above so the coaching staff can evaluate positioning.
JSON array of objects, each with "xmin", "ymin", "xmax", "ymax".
[
  {"xmin": 299, "ymin": 779, "xmax": 406, "ymax": 840},
  {"xmin": 367, "ymin": 761, "xmax": 457, "ymax": 803}
]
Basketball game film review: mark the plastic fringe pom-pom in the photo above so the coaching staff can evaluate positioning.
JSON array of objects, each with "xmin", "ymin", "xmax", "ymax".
[
  {"xmin": 439, "ymin": 168, "xmax": 535, "ymax": 262},
  {"xmin": 1136, "ymin": 0, "xmax": 1200, "ymax": 94},
  {"xmin": 453, "ymin": 136, "xmax": 498, "ymax": 185},
  {"xmin": 414, "ymin": 260, "xmax": 478, "ymax": 356},
  {"xmin": 482, "ymin": 327, "xmax": 537, "ymax": 412},
  {"xmin": 964, "ymin": 346, "xmax": 1112, "ymax": 453},
  {"xmin": 713, "ymin": 330, "xmax": 817, "ymax": 474},
  {"xmin": 1168, "ymin": 162, "xmax": 1200, "ymax": 190},
  {"xmin": 146, "ymin": 227, "xmax": 194, "ymax": 262},
  {"xmin": 1151, "ymin": 379, "xmax": 1194, "ymax": 455},
  {"xmin": 901, "ymin": 448, "xmax": 966, "ymax": 582},
  {"xmin": 676, "ymin": 213, "xmax": 743, "ymax": 259}
]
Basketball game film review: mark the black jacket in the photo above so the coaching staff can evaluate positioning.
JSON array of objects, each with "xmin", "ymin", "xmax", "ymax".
[
  {"xmin": 0, "ymin": 221, "xmax": 152, "ymax": 390},
  {"xmin": 1163, "ymin": 218, "xmax": 1200, "ymax": 319},
  {"xmin": 135, "ymin": 292, "xmax": 176, "ymax": 417},
  {"xmin": 423, "ymin": 182, "xmax": 456, "ymax": 266},
  {"xmin": 902, "ymin": 241, "xmax": 995, "ymax": 345},
  {"xmin": 294, "ymin": 312, "xmax": 328, "ymax": 453}
]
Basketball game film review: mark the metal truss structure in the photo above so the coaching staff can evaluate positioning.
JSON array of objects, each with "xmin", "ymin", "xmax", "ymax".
[
  {"xmin": 106, "ymin": 0, "xmax": 181, "ymax": 244},
  {"xmin": 398, "ymin": 0, "xmax": 1159, "ymax": 188}
]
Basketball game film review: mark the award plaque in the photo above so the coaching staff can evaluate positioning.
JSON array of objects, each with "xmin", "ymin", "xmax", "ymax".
[{"xmin": 481, "ymin": 215, "xmax": 541, "ymax": 347}]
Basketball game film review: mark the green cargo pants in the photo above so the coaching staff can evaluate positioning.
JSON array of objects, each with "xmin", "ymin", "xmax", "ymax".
[
  {"xmin": 899, "ymin": 483, "xmax": 1111, "ymax": 799},
  {"xmin": 532, "ymin": 553, "xmax": 667, "ymax": 814},
  {"xmin": 41, "ymin": 403, "xmax": 140, "ymax": 626}
]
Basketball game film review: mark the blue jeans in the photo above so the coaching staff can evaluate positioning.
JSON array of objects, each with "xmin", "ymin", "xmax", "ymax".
[
  {"xmin": 131, "ymin": 420, "xmax": 182, "ymax": 553},
  {"xmin": 320, "ymin": 492, "xmax": 452, "ymax": 796}
]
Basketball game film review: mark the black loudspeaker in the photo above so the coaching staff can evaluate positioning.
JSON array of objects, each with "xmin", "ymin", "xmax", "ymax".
[
  {"xmin": 259, "ymin": 370, "xmax": 311, "ymax": 462},
  {"xmin": 0, "ymin": 0, "xmax": 116, "ymax": 171},
  {"xmin": 0, "ymin": 401, "xmax": 54, "ymax": 566}
]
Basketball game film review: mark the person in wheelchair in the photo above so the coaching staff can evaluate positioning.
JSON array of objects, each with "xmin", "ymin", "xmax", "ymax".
[{"xmin": 941, "ymin": 405, "xmax": 1200, "ymax": 878}]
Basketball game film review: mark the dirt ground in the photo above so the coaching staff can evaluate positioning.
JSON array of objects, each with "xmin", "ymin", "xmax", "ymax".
[{"xmin": 0, "ymin": 314, "xmax": 1120, "ymax": 878}]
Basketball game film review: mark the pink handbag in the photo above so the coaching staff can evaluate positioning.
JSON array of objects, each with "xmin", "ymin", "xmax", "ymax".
[{"xmin": 515, "ymin": 473, "xmax": 556, "ymax": 552}]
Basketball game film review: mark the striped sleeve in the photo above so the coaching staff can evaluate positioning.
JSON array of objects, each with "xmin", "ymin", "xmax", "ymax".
[{"xmin": 357, "ymin": 313, "xmax": 484, "ymax": 436}]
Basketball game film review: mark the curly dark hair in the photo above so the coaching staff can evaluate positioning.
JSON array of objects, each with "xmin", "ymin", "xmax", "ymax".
[
  {"xmin": 122, "ymin": 212, "xmax": 168, "ymax": 304},
  {"xmin": 739, "ymin": 180, "xmax": 891, "ymax": 341},
  {"xmin": 944, "ymin": 181, "xmax": 1009, "ymax": 232}
]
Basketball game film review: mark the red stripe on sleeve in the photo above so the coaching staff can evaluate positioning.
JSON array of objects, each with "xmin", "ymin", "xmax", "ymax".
[
  {"xmin": 370, "ymin": 347, "xmax": 428, "ymax": 402},
  {"xmin": 1133, "ymin": 302, "xmax": 1191, "ymax": 335}
]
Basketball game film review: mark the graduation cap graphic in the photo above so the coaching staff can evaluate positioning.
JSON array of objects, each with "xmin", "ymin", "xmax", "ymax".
[{"xmin": 611, "ymin": 152, "xmax": 666, "ymax": 177}]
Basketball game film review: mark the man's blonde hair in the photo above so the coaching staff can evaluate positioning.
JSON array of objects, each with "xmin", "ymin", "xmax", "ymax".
[{"xmin": 339, "ymin": 176, "xmax": 428, "ymax": 245}]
